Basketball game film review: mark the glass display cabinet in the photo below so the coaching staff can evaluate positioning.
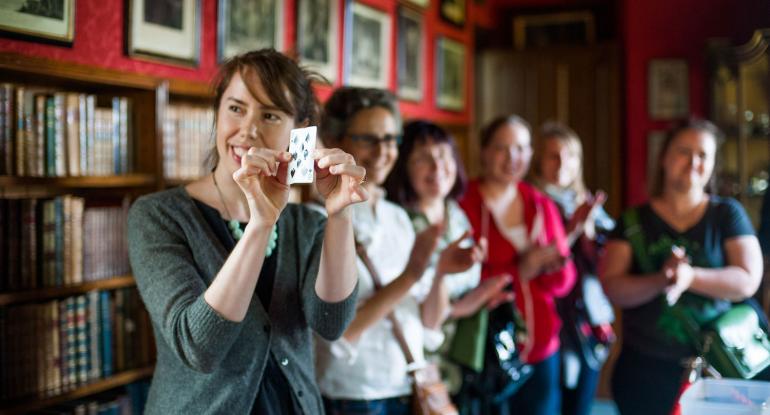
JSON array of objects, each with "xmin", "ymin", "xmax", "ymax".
[{"xmin": 709, "ymin": 29, "xmax": 770, "ymax": 228}]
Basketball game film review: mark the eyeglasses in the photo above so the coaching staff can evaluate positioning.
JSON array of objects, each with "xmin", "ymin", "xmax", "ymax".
[{"xmin": 348, "ymin": 133, "xmax": 402, "ymax": 148}]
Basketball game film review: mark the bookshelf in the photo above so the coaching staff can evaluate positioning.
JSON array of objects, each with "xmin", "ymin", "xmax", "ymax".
[
  {"xmin": 0, "ymin": 52, "xmax": 174, "ymax": 413},
  {"xmin": 0, "ymin": 366, "xmax": 154, "ymax": 415}
]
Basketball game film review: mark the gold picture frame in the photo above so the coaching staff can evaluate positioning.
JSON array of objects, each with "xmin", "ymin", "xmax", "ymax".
[
  {"xmin": 0, "ymin": 0, "xmax": 75, "ymax": 45},
  {"xmin": 512, "ymin": 11, "xmax": 595, "ymax": 51}
]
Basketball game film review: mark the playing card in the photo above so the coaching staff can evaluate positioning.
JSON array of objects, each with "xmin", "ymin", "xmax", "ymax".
[{"xmin": 288, "ymin": 126, "xmax": 317, "ymax": 184}]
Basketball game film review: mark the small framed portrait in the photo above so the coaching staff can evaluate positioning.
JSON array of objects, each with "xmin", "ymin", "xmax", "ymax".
[
  {"xmin": 436, "ymin": 37, "xmax": 465, "ymax": 111},
  {"xmin": 127, "ymin": 0, "xmax": 200, "ymax": 65},
  {"xmin": 0, "ymin": 0, "xmax": 75, "ymax": 44},
  {"xmin": 648, "ymin": 59, "xmax": 689, "ymax": 119},
  {"xmin": 396, "ymin": 7, "xmax": 424, "ymax": 101},
  {"xmin": 404, "ymin": 0, "xmax": 429, "ymax": 9},
  {"xmin": 344, "ymin": 1, "xmax": 391, "ymax": 89},
  {"xmin": 218, "ymin": 0, "xmax": 283, "ymax": 61},
  {"xmin": 439, "ymin": 0, "xmax": 465, "ymax": 27},
  {"xmin": 297, "ymin": 0, "xmax": 339, "ymax": 82}
]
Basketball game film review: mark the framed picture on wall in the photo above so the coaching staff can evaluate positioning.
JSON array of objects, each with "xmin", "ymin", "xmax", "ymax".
[
  {"xmin": 436, "ymin": 37, "xmax": 465, "ymax": 111},
  {"xmin": 0, "ymin": 0, "xmax": 75, "ymax": 44},
  {"xmin": 344, "ymin": 1, "xmax": 391, "ymax": 88},
  {"xmin": 648, "ymin": 59, "xmax": 689, "ymax": 119},
  {"xmin": 127, "ymin": 0, "xmax": 200, "ymax": 65},
  {"xmin": 297, "ymin": 0, "xmax": 339, "ymax": 82},
  {"xmin": 439, "ymin": 0, "xmax": 465, "ymax": 27},
  {"xmin": 404, "ymin": 0, "xmax": 429, "ymax": 9},
  {"xmin": 512, "ymin": 12, "xmax": 595, "ymax": 50},
  {"xmin": 397, "ymin": 7, "xmax": 423, "ymax": 101},
  {"xmin": 218, "ymin": 0, "xmax": 283, "ymax": 61}
]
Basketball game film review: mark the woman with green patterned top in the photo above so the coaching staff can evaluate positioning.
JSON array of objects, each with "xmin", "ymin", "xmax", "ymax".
[{"xmin": 602, "ymin": 119, "xmax": 764, "ymax": 415}]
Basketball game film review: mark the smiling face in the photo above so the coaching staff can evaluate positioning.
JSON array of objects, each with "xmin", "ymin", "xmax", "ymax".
[
  {"xmin": 482, "ymin": 122, "xmax": 532, "ymax": 184},
  {"xmin": 215, "ymin": 71, "xmax": 298, "ymax": 174},
  {"xmin": 539, "ymin": 137, "xmax": 581, "ymax": 188},
  {"xmin": 407, "ymin": 138, "xmax": 457, "ymax": 203},
  {"xmin": 661, "ymin": 128, "xmax": 717, "ymax": 194},
  {"xmin": 337, "ymin": 106, "xmax": 399, "ymax": 186}
]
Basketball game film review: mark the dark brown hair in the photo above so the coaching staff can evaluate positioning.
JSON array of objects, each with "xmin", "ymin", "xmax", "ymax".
[
  {"xmin": 384, "ymin": 120, "xmax": 467, "ymax": 207},
  {"xmin": 319, "ymin": 87, "xmax": 402, "ymax": 146},
  {"xmin": 207, "ymin": 49, "xmax": 323, "ymax": 169},
  {"xmin": 649, "ymin": 118, "xmax": 723, "ymax": 197},
  {"xmin": 480, "ymin": 114, "xmax": 532, "ymax": 149}
]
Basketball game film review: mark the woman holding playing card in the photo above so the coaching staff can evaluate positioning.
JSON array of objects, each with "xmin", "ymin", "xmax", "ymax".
[
  {"xmin": 602, "ymin": 119, "xmax": 763, "ymax": 415},
  {"xmin": 127, "ymin": 49, "xmax": 366, "ymax": 415},
  {"xmin": 314, "ymin": 87, "xmax": 482, "ymax": 414},
  {"xmin": 458, "ymin": 115, "xmax": 576, "ymax": 415}
]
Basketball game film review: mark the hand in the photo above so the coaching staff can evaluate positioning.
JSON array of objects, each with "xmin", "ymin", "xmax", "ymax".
[
  {"xmin": 663, "ymin": 246, "xmax": 694, "ymax": 305},
  {"xmin": 518, "ymin": 243, "xmax": 569, "ymax": 281},
  {"xmin": 314, "ymin": 148, "xmax": 369, "ymax": 217},
  {"xmin": 451, "ymin": 273, "xmax": 513, "ymax": 318},
  {"xmin": 233, "ymin": 147, "xmax": 292, "ymax": 225},
  {"xmin": 405, "ymin": 224, "xmax": 443, "ymax": 281},
  {"xmin": 436, "ymin": 231, "xmax": 485, "ymax": 276},
  {"xmin": 567, "ymin": 190, "xmax": 607, "ymax": 242}
]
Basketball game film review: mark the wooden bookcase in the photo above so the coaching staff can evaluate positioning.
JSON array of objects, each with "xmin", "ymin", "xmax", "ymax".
[{"xmin": 0, "ymin": 52, "xmax": 211, "ymax": 414}]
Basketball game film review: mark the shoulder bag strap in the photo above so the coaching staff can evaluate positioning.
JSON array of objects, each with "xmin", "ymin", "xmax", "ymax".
[
  {"xmin": 622, "ymin": 208, "xmax": 656, "ymax": 274},
  {"xmin": 355, "ymin": 241, "xmax": 417, "ymax": 365}
]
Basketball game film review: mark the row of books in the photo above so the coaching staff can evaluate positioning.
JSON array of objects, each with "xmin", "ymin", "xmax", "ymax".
[
  {"xmin": 163, "ymin": 104, "xmax": 214, "ymax": 180},
  {"xmin": 0, "ymin": 196, "xmax": 130, "ymax": 292},
  {"xmin": 26, "ymin": 380, "xmax": 149, "ymax": 415},
  {"xmin": 0, "ymin": 84, "xmax": 133, "ymax": 177},
  {"xmin": 0, "ymin": 288, "xmax": 155, "ymax": 401}
]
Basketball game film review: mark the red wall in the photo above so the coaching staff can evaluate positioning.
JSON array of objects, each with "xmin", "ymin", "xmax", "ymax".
[
  {"xmin": 621, "ymin": 0, "xmax": 766, "ymax": 205},
  {"xmin": 0, "ymin": 0, "xmax": 479, "ymax": 124}
]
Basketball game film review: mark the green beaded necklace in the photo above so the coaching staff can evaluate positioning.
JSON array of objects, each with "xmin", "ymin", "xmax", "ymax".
[{"xmin": 212, "ymin": 173, "xmax": 278, "ymax": 257}]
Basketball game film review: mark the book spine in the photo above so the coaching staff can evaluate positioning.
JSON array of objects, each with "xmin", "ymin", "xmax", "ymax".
[
  {"xmin": 6, "ymin": 199, "xmax": 20, "ymax": 291},
  {"xmin": 75, "ymin": 294, "xmax": 89, "ymax": 385},
  {"xmin": 15, "ymin": 87, "xmax": 24, "ymax": 176},
  {"xmin": 66, "ymin": 93, "xmax": 80, "ymax": 177},
  {"xmin": 54, "ymin": 93, "xmax": 66, "ymax": 177},
  {"xmin": 88, "ymin": 290, "xmax": 102, "ymax": 381},
  {"xmin": 45, "ymin": 96, "xmax": 55, "ymax": 177},
  {"xmin": 100, "ymin": 290, "xmax": 112, "ymax": 377},
  {"xmin": 54, "ymin": 197, "xmax": 64, "ymax": 287}
]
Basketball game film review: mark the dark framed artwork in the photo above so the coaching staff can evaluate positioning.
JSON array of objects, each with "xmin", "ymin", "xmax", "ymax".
[
  {"xmin": 397, "ymin": 7, "xmax": 423, "ymax": 101},
  {"xmin": 512, "ymin": 11, "xmax": 595, "ymax": 50},
  {"xmin": 0, "ymin": 0, "xmax": 75, "ymax": 45},
  {"xmin": 344, "ymin": 1, "xmax": 391, "ymax": 88},
  {"xmin": 218, "ymin": 0, "xmax": 283, "ymax": 61},
  {"xmin": 127, "ymin": 0, "xmax": 200, "ymax": 65},
  {"xmin": 436, "ymin": 37, "xmax": 465, "ymax": 111},
  {"xmin": 297, "ymin": 0, "xmax": 339, "ymax": 82},
  {"xmin": 648, "ymin": 59, "xmax": 689, "ymax": 119},
  {"xmin": 439, "ymin": 0, "xmax": 464, "ymax": 27}
]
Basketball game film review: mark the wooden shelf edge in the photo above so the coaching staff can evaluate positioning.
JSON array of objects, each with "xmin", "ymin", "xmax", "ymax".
[
  {"xmin": 0, "ymin": 366, "xmax": 154, "ymax": 415},
  {"xmin": 0, "ymin": 53, "xmax": 159, "ymax": 91},
  {"xmin": 0, "ymin": 275, "xmax": 136, "ymax": 306},
  {"xmin": 167, "ymin": 78, "xmax": 213, "ymax": 98},
  {"xmin": 0, "ymin": 174, "xmax": 156, "ymax": 189}
]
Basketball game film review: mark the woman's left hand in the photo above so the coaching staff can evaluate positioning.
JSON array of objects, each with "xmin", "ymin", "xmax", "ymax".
[
  {"xmin": 437, "ymin": 232, "xmax": 486, "ymax": 276},
  {"xmin": 314, "ymin": 148, "xmax": 369, "ymax": 216}
]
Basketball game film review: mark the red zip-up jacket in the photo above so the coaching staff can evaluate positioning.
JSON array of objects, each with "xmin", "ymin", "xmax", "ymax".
[{"xmin": 459, "ymin": 179, "xmax": 576, "ymax": 363}]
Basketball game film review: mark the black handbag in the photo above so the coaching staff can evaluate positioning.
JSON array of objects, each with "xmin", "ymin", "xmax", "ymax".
[{"xmin": 481, "ymin": 301, "xmax": 533, "ymax": 403}]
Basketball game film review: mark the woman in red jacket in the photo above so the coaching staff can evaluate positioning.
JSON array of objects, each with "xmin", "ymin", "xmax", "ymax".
[{"xmin": 459, "ymin": 115, "xmax": 576, "ymax": 415}]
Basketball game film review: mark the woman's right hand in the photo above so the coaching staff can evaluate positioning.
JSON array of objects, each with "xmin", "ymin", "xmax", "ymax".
[
  {"xmin": 405, "ymin": 224, "xmax": 443, "ymax": 281},
  {"xmin": 233, "ymin": 147, "xmax": 293, "ymax": 225},
  {"xmin": 518, "ymin": 243, "xmax": 569, "ymax": 281},
  {"xmin": 436, "ymin": 232, "xmax": 486, "ymax": 276}
]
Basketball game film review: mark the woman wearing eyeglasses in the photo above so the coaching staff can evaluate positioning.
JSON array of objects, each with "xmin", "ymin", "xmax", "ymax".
[{"xmin": 314, "ymin": 87, "xmax": 478, "ymax": 414}]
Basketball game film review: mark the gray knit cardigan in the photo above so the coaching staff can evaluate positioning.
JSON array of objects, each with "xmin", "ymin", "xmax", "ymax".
[{"xmin": 127, "ymin": 187, "xmax": 358, "ymax": 414}]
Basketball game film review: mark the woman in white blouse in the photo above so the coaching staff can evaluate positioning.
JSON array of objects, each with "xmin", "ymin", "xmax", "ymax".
[{"xmin": 314, "ymin": 87, "xmax": 481, "ymax": 413}]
